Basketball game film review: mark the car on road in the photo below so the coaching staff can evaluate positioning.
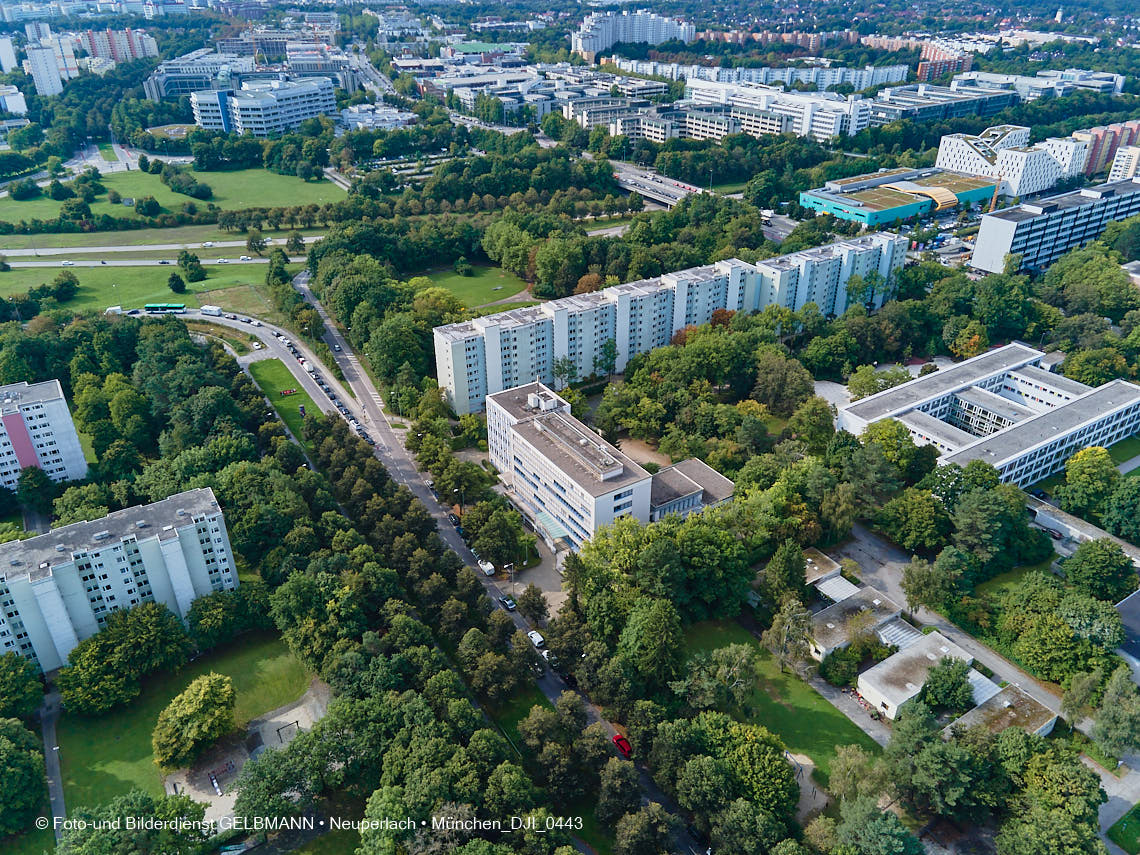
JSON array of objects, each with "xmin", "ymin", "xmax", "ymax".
[
  {"xmin": 456, "ymin": 526, "xmax": 467, "ymax": 540},
  {"xmin": 527, "ymin": 630, "xmax": 544, "ymax": 648},
  {"xmin": 217, "ymin": 258, "xmax": 229, "ymax": 264},
  {"xmin": 478, "ymin": 559, "xmax": 495, "ymax": 576},
  {"xmin": 448, "ymin": 513, "xmax": 461, "ymax": 526},
  {"xmin": 499, "ymin": 595, "xmax": 517, "ymax": 611},
  {"xmin": 252, "ymin": 320, "xmax": 262, "ymax": 327},
  {"xmin": 333, "ymin": 343, "xmax": 341, "ymax": 351},
  {"xmin": 1046, "ymin": 528, "xmax": 1064, "ymax": 540},
  {"xmin": 541, "ymin": 649, "xmax": 559, "ymax": 668},
  {"xmin": 202, "ymin": 242, "xmax": 215, "ymax": 247},
  {"xmin": 251, "ymin": 342, "xmax": 262, "ymax": 350},
  {"xmin": 612, "ymin": 734, "xmax": 632, "ymax": 759},
  {"xmin": 240, "ymin": 317, "xmax": 252, "ymax": 323},
  {"xmin": 61, "ymin": 260, "xmax": 74, "ymax": 266},
  {"xmin": 126, "ymin": 309, "xmax": 141, "ymax": 315},
  {"xmin": 239, "ymin": 255, "xmax": 252, "ymax": 261},
  {"xmin": 158, "ymin": 259, "xmax": 170, "ymax": 265}
]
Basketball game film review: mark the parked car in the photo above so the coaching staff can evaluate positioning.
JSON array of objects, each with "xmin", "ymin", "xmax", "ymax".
[
  {"xmin": 456, "ymin": 526, "xmax": 466, "ymax": 539},
  {"xmin": 478, "ymin": 560, "xmax": 495, "ymax": 576},
  {"xmin": 527, "ymin": 630, "xmax": 545, "ymax": 649},
  {"xmin": 612, "ymin": 734, "xmax": 632, "ymax": 759},
  {"xmin": 448, "ymin": 513, "xmax": 460, "ymax": 526},
  {"xmin": 251, "ymin": 342, "xmax": 262, "ymax": 350},
  {"xmin": 499, "ymin": 595, "xmax": 517, "ymax": 611}
]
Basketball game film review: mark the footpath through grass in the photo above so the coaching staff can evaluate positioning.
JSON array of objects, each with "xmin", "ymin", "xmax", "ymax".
[
  {"xmin": 684, "ymin": 620, "xmax": 880, "ymax": 788},
  {"xmin": 57, "ymin": 632, "xmax": 310, "ymax": 811},
  {"xmin": 249, "ymin": 358, "xmax": 320, "ymax": 447}
]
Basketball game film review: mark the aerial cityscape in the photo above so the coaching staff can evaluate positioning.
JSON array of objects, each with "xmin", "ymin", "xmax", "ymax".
[{"xmin": 1, "ymin": 0, "xmax": 1140, "ymax": 854}]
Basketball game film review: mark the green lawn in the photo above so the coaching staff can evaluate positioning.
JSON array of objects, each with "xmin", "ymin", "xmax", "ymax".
[
  {"xmin": 292, "ymin": 829, "xmax": 361, "ymax": 855},
  {"xmin": 97, "ymin": 143, "xmax": 118, "ymax": 162},
  {"xmin": 420, "ymin": 264, "xmax": 527, "ymax": 308},
  {"xmin": 712, "ymin": 179, "xmax": 750, "ymax": 194},
  {"xmin": 1109, "ymin": 435, "xmax": 1140, "ymax": 465},
  {"xmin": 248, "ymin": 358, "xmax": 320, "ymax": 447},
  {"xmin": 1109, "ymin": 802, "xmax": 1140, "ymax": 855},
  {"xmin": 0, "ymin": 224, "xmax": 326, "ymax": 250},
  {"xmin": 0, "ymin": 168, "xmax": 342, "ymax": 224},
  {"xmin": 975, "ymin": 554, "xmax": 1057, "ymax": 599},
  {"xmin": 684, "ymin": 621, "xmax": 880, "ymax": 788},
  {"xmin": 0, "ymin": 262, "xmax": 272, "ymax": 313},
  {"xmin": 487, "ymin": 683, "xmax": 551, "ymax": 754},
  {"xmin": 2, "ymin": 826, "xmax": 54, "ymax": 855},
  {"xmin": 57, "ymin": 632, "xmax": 310, "ymax": 811}
]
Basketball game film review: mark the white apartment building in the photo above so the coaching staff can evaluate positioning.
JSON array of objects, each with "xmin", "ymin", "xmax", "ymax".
[
  {"xmin": 610, "ymin": 57, "xmax": 908, "ymax": 91},
  {"xmin": 838, "ymin": 343, "xmax": 1140, "ymax": 488},
  {"xmin": 952, "ymin": 68, "xmax": 1125, "ymax": 100},
  {"xmin": 571, "ymin": 10, "xmax": 694, "ymax": 60},
  {"xmin": 0, "ymin": 37, "xmax": 18, "ymax": 74},
  {"xmin": 0, "ymin": 380, "xmax": 87, "ymax": 490},
  {"xmin": 436, "ymin": 234, "xmax": 907, "ymax": 414},
  {"xmin": 25, "ymin": 45, "xmax": 63, "ymax": 96},
  {"xmin": 684, "ymin": 78, "xmax": 871, "ymax": 141},
  {"xmin": 935, "ymin": 124, "xmax": 1088, "ymax": 196},
  {"xmin": 191, "ymin": 77, "xmax": 336, "ymax": 136},
  {"xmin": 1109, "ymin": 146, "xmax": 1140, "ymax": 181},
  {"xmin": 972, "ymin": 178, "xmax": 1140, "ymax": 273},
  {"xmin": 0, "ymin": 84, "xmax": 27, "ymax": 115},
  {"xmin": 0, "ymin": 488, "xmax": 236, "ymax": 672},
  {"xmin": 486, "ymin": 383, "xmax": 733, "ymax": 550}
]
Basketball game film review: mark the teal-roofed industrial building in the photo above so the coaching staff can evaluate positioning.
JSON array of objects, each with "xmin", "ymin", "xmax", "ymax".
[{"xmin": 799, "ymin": 167, "xmax": 999, "ymax": 226}]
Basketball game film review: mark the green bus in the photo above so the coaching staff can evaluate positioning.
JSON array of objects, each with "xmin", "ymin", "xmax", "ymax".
[{"xmin": 143, "ymin": 303, "xmax": 187, "ymax": 314}]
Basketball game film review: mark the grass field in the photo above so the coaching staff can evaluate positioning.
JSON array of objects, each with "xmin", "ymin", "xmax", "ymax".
[
  {"xmin": 57, "ymin": 632, "xmax": 310, "ymax": 811},
  {"xmin": 199, "ymin": 283, "xmax": 290, "ymax": 328},
  {"xmin": 3, "ymin": 826, "xmax": 54, "ymax": 855},
  {"xmin": 292, "ymin": 830, "xmax": 361, "ymax": 855},
  {"xmin": 186, "ymin": 319, "xmax": 254, "ymax": 354},
  {"xmin": 97, "ymin": 143, "xmax": 118, "ymax": 162},
  {"xmin": 0, "ymin": 262, "xmax": 276, "ymax": 313},
  {"xmin": 712, "ymin": 180, "xmax": 750, "ymax": 194},
  {"xmin": 249, "ymin": 358, "xmax": 320, "ymax": 446},
  {"xmin": 0, "ymin": 224, "xmax": 326, "ymax": 251},
  {"xmin": 975, "ymin": 554, "xmax": 1057, "ymax": 599},
  {"xmin": 420, "ymin": 264, "xmax": 527, "ymax": 307},
  {"xmin": 1109, "ymin": 802, "xmax": 1140, "ymax": 854},
  {"xmin": 684, "ymin": 621, "xmax": 880, "ymax": 788},
  {"xmin": 0, "ymin": 168, "xmax": 343, "ymax": 224}
]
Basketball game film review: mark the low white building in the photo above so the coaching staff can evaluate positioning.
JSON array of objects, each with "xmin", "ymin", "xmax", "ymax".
[
  {"xmin": 0, "ymin": 380, "xmax": 87, "ymax": 490},
  {"xmin": 0, "ymin": 84, "xmax": 27, "ymax": 115},
  {"xmin": 487, "ymin": 383, "xmax": 732, "ymax": 550},
  {"xmin": 0, "ymin": 488, "xmax": 236, "ymax": 672},
  {"xmin": 857, "ymin": 631, "xmax": 973, "ymax": 720},
  {"xmin": 935, "ymin": 124, "xmax": 1087, "ymax": 196},
  {"xmin": 340, "ymin": 103, "xmax": 417, "ymax": 130}
]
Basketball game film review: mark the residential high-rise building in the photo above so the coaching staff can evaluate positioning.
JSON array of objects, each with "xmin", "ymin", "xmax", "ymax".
[
  {"xmin": 1109, "ymin": 146, "xmax": 1140, "ymax": 182},
  {"xmin": 25, "ymin": 45, "xmax": 63, "ymax": 96},
  {"xmin": 838, "ymin": 343, "xmax": 1140, "ymax": 488},
  {"xmin": 75, "ymin": 28, "xmax": 159, "ymax": 62},
  {"xmin": 435, "ymin": 234, "xmax": 907, "ymax": 414},
  {"xmin": 39, "ymin": 35, "xmax": 78, "ymax": 79},
  {"xmin": 1073, "ymin": 121, "xmax": 1140, "ymax": 176},
  {"xmin": 191, "ymin": 77, "xmax": 336, "ymax": 136},
  {"xmin": 0, "ymin": 488, "xmax": 236, "ymax": 671},
  {"xmin": 486, "ymin": 383, "xmax": 733, "ymax": 550},
  {"xmin": 0, "ymin": 37, "xmax": 18, "ymax": 74},
  {"xmin": 935, "ymin": 124, "xmax": 1088, "ymax": 196},
  {"xmin": 971, "ymin": 178, "xmax": 1140, "ymax": 273},
  {"xmin": 0, "ymin": 380, "xmax": 87, "ymax": 489},
  {"xmin": 571, "ymin": 10, "xmax": 694, "ymax": 60},
  {"xmin": 24, "ymin": 22, "xmax": 51, "ymax": 42}
]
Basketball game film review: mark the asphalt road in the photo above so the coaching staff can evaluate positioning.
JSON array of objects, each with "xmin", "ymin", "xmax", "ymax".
[
  {"xmin": 9, "ymin": 258, "xmax": 309, "ymax": 269},
  {"xmin": 204, "ymin": 276, "xmax": 704, "ymax": 854},
  {"xmin": 4, "ymin": 236, "xmax": 323, "ymax": 257}
]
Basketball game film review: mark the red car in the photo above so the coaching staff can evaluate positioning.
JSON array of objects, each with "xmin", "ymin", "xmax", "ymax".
[{"xmin": 612, "ymin": 734, "xmax": 632, "ymax": 759}]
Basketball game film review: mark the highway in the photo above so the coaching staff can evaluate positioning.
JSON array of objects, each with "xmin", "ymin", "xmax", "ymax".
[
  {"xmin": 610, "ymin": 159, "xmax": 704, "ymax": 208},
  {"xmin": 2, "ymin": 236, "xmax": 323, "ymax": 257},
  {"xmin": 8, "ymin": 258, "xmax": 307, "ymax": 269},
  {"xmin": 190, "ymin": 278, "xmax": 705, "ymax": 854}
]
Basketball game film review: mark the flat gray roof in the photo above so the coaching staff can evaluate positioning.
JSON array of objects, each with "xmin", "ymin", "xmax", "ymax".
[
  {"xmin": 0, "ymin": 379, "xmax": 67, "ymax": 414},
  {"xmin": 897, "ymin": 410, "xmax": 977, "ymax": 450},
  {"xmin": 1010, "ymin": 364, "xmax": 1090, "ymax": 398},
  {"xmin": 984, "ymin": 178, "xmax": 1140, "ymax": 224},
  {"xmin": 943, "ymin": 380, "xmax": 1140, "ymax": 467},
  {"xmin": 0, "ymin": 488, "xmax": 221, "ymax": 584},
  {"xmin": 487, "ymin": 382, "xmax": 568, "ymax": 422},
  {"xmin": 843, "ymin": 343, "xmax": 1044, "ymax": 423},
  {"xmin": 956, "ymin": 385, "xmax": 1038, "ymax": 422},
  {"xmin": 859, "ymin": 631, "xmax": 971, "ymax": 708},
  {"xmin": 944, "ymin": 684, "xmax": 1055, "ymax": 737},
  {"xmin": 658, "ymin": 458, "xmax": 735, "ymax": 504},
  {"xmin": 811, "ymin": 586, "xmax": 902, "ymax": 653},
  {"xmin": 512, "ymin": 413, "xmax": 649, "ymax": 498},
  {"xmin": 1117, "ymin": 588, "xmax": 1140, "ymax": 660}
]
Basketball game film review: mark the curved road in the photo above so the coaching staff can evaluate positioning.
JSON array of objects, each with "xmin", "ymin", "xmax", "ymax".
[{"xmin": 194, "ymin": 278, "xmax": 705, "ymax": 854}]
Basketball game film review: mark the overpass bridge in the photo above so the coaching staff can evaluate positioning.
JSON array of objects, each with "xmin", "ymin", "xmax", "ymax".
[{"xmin": 611, "ymin": 162, "xmax": 704, "ymax": 208}]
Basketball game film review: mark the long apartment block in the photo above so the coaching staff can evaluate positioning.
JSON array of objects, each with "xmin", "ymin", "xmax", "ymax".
[
  {"xmin": 971, "ymin": 178, "xmax": 1140, "ymax": 273},
  {"xmin": 0, "ymin": 488, "xmax": 236, "ymax": 672},
  {"xmin": 838, "ymin": 343, "xmax": 1140, "ymax": 488},
  {"xmin": 0, "ymin": 380, "xmax": 88, "ymax": 490},
  {"xmin": 435, "ymin": 234, "xmax": 907, "ymax": 414}
]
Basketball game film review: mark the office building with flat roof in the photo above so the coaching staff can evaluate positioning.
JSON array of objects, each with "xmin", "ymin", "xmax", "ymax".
[
  {"xmin": 971, "ymin": 178, "xmax": 1140, "ymax": 273},
  {"xmin": 838, "ymin": 343, "xmax": 1140, "ymax": 487},
  {"xmin": 191, "ymin": 77, "xmax": 336, "ymax": 136},
  {"xmin": 858, "ymin": 631, "xmax": 975, "ymax": 720},
  {"xmin": 935, "ymin": 125, "xmax": 1088, "ymax": 196},
  {"xmin": 0, "ymin": 380, "xmax": 87, "ymax": 490},
  {"xmin": 869, "ymin": 84, "xmax": 1018, "ymax": 126},
  {"xmin": 436, "ymin": 234, "xmax": 906, "ymax": 414},
  {"xmin": 0, "ymin": 488, "xmax": 236, "ymax": 672},
  {"xmin": 486, "ymin": 383, "xmax": 732, "ymax": 550},
  {"xmin": 684, "ymin": 78, "xmax": 871, "ymax": 141}
]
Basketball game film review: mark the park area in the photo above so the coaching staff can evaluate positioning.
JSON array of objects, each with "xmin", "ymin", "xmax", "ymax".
[
  {"xmin": 0, "ymin": 262, "xmax": 281, "ymax": 314},
  {"xmin": 684, "ymin": 620, "xmax": 880, "ymax": 788},
  {"xmin": 1110, "ymin": 803, "xmax": 1140, "ymax": 854},
  {"xmin": 56, "ymin": 633, "xmax": 310, "ymax": 812},
  {"xmin": 421, "ymin": 264, "xmax": 527, "ymax": 308},
  {"xmin": 0, "ymin": 167, "xmax": 343, "ymax": 225},
  {"xmin": 248, "ymin": 358, "xmax": 321, "ymax": 447}
]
